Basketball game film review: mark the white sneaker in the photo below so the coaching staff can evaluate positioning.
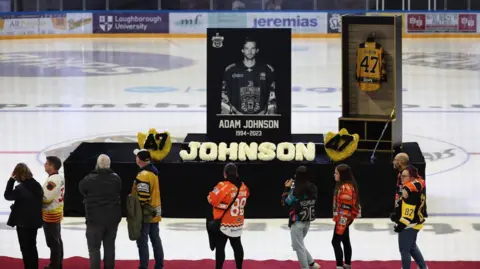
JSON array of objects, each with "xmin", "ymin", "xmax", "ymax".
[
  {"xmin": 344, "ymin": 265, "xmax": 351, "ymax": 269},
  {"xmin": 336, "ymin": 267, "xmax": 344, "ymax": 269},
  {"xmin": 309, "ymin": 262, "xmax": 321, "ymax": 269}
]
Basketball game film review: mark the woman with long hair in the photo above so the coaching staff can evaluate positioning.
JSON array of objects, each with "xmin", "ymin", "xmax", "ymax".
[
  {"xmin": 207, "ymin": 163, "xmax": 250, "ymax": 269},
  {"xmin": 332, "ymin": 164, "xmax": 361, "ymax": 269},
  {"xmin": 4, "ymin": 163, "xmax": 44, "ymax": 269},
  {"xmin": 281, "ymin": 166, "xmax": 321, "ymax": 269}
]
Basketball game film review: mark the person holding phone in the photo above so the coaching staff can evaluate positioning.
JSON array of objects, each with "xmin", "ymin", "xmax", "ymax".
[
  {"xmin": 281, "ymin": 166, "xmax": 321, "ymax": 269},
  {"xmin": 4, "ymin": 163, "xmax": 44, "ymax": 269}
]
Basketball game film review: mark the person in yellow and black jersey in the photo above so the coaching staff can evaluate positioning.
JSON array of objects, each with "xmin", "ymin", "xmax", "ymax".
[
  {"xmin": 392, "ymin": 165, "xmax": 429, "ymax": 269},
  {"xmin": 132, "ymin": 149, "xmax": 164, "ymax": 269}
]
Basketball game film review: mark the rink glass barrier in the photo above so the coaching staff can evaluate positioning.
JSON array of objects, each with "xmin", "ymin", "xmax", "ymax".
[{"xmin": 0, "ymin": 11, "xmax": 479, "ymax": 38}]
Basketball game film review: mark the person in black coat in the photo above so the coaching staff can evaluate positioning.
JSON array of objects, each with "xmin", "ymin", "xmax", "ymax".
[
  {"xmin": 4, "ymin": 163, "xmax": 44, "ymax": 269},
  {"xmin": 79, "ymin": 154, "xmax": 122, "ymax": 269}
]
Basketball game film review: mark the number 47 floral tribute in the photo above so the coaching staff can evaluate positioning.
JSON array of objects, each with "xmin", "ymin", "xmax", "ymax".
[{"xmin": 179, "ymin": 141, "xmax": 316, "ymax": 162}]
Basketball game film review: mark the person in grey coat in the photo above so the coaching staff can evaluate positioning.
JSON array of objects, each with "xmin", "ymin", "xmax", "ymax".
[{"xmin": 79, "ymin": 154, "xmax": 122, "ymax": 269}]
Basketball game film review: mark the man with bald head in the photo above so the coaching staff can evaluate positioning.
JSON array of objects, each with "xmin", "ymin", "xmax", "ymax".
[
  {"xmin": 79, "ymin": 154, "xmax": 122, "ymax": 269},
  {"xmin": 393, "ymin": 153, "xmax": 409, "ymax": 208}
]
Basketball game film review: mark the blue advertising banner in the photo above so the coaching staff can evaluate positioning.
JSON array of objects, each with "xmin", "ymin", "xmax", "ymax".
[{"xmin": 93, "ymin": 13, "xmax": 168, "ymax": 33}]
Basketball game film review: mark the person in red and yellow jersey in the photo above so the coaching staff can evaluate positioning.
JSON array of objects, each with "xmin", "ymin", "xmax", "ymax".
[
  {"xmin": 207, "ymin": 163, "xmax": 249, "ymax": 269},
  {"xmin": 332, "ymin": 164, "xmax": 361, "ymax": 269},
  {"xmin": 42, "ymin": 156, "xmax": 65, "ymax": 269}
]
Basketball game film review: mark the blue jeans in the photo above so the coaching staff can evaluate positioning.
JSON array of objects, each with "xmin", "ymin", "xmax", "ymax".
[
  {"xmin": 398, "ymin": 228, "xmax": 427, "ymax": 269},
  {"xmin": 136, "ymin": 222, "xmax": 164, "ymax": 269}
]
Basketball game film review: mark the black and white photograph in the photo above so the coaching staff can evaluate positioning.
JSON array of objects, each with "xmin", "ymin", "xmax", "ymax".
[{"xmin": 206, "ymin": 28, "xmax": 292, "ymax": 142}]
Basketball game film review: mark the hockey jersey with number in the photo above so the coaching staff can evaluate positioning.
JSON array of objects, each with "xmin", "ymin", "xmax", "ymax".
[
  {"xmin": 42, "ymin": 173, "xmax": 65, "ymax": 223},
  {"xmin": 221, "ymin": 61, "xmax": 276, "ymax": 115},
  {"xmin": 207, "ymin": 180, "xmax": 249, "ymax": 237},
  {"xmin": 356, "ymin": 41, "xmax": 386, "ymax": 92},
  {"xmin": 281, "ymin": 183, "xmax": 317, "ymax": 227},
  {"xmin": 394, "ymin": 177, "xmax": 427, "ymax": 230},
  {"xmin": 332, "ymin": 183, "xmax": 360, "ymax": 235}
]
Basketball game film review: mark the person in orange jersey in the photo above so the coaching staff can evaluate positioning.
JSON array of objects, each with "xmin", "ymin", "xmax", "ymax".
[
  {"xmin": 331, "ymin": 164, "xmax": 361, "ymax": 269},
  {"xmin": 207, "ymin": 163, "xmax": 250, "ymax": 269}
]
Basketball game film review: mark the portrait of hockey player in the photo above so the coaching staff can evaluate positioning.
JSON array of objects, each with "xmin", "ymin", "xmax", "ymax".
[
  {"xmin": 220, "ymin": 37, "xmax": 277, "ymax": 115},
  {"xmin": 206, "ymin": 28, "xmax": 292, "ymax": 142}
]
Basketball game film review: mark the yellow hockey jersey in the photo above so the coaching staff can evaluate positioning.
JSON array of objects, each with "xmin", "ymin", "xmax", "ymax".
[{"xmin": 356, "ymin": 41, "xmax": 386, "ymax": 92}]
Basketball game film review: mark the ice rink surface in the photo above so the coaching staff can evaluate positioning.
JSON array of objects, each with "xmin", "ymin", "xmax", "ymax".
[{"xmin": 0, "ymin": 37, "xmax": 479, "ymax": 261}]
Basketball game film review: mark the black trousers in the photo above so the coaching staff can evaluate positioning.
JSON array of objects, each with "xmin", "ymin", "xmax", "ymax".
[
  {"xmin": 86, "ymin": 223, "xmax": 119, "ymax": 269},
  {"xmin": 16, "ymin": 226, "xmax": 39, "ymax": 269},
  {"xmin": 43, "ymin": 222, "xmax": 64, "ymax": 269},
  {"xmin": 331, "ymin": 222, "xmax": 352, "ymax": 267},
  {"xmin": 215, "ymin": 232, "xmax": 243, "ymax": 269}
]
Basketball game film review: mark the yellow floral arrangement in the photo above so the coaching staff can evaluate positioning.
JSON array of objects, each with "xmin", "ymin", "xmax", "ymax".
[
  {"xmin": 136, "ymin": 129, "xmax": 172, "ymax": 161},
  {"xmin": 324, "ymin": 128, "xmax": 359, "ymax": 162}
]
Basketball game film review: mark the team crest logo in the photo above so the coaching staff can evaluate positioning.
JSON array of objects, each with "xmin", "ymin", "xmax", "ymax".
[
  {"xmin": 324, "ymin": 128, "xmax": 359, "ymax": 162},
  {"xmin": 212, "ymin": 33, "xmax": 224, "ymax": 48},
  {"xmin": 99, "ymin": 16, "xmax": 113, "ymax": 32},
  {"xmin": 260, "ymin": 72, "xmax": 266, "ymax": 80},
  {"xmin": 240, "ymin": 81, "xmax": 261, "ymax": 113},
  {"xmin": 329, "ymin": 14, "xmax": 341, "ymax": 31}
]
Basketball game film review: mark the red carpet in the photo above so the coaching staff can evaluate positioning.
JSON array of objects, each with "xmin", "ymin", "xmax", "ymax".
[{"xmin": 1, "ymin": 257, "xmax": 479, "ymax": 269}]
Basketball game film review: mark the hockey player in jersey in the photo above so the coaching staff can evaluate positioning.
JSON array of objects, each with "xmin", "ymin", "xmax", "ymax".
[
  {"xmin": 42, "ymin": 156, "xmax": 65, "ymax": 269},
  {"xmin": 281, "ymin": 166, "xmax": 321, "ymax": 269},
  {"xmin": 220, "ymin": 37, "xmax": 277, "ymax": 115},
  {"xmin": 331, "ymin": 164, "xmax": 361, "ymax": 269},
  {"xmin": 392, "ymin": 165, "xmax": 428, "ymax": 269}
]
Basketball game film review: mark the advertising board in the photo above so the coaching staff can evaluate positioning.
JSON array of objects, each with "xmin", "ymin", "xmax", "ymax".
[
  {"xmin": 0, "ymin": 14, "xmax": 42, "ymax": 35},
  {"xmin": 39, "ymin": 13, "xmax": 93, "ymax": 34},
  {"xmin": 406, "ymin": 13, "xmax": 478, "ymax": 33},
  {"xmin": 208, "ymin": 12, "xmax": 248, "ymax": 28},
  {"xmin": 247, "ymin": 12, "xmax": 327, "ymax": 33},
  {"xmin": 169, "ymin": 13, "xmax": 207, "ymax": 34},
  {"xmin": 93, "ymin": 12, "xmax": 168, "ymax": 33}
]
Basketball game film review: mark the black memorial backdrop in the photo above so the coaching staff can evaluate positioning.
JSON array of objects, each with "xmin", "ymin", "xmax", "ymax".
[{"xmin": 206, "ymin": 28, "xmax": 292, "ymax": 143}]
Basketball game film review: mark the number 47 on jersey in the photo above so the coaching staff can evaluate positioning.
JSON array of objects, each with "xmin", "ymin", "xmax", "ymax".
[{"xmin": 355, "ymin": 41, "xmax": 387, "ymax": 92}]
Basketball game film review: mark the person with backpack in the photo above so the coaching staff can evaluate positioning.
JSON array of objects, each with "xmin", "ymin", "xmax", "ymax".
[
  {"xmin": 207, "ymin": 163, "xmax": 249, "ymax": 269},
  {"xmin": 281, "ymin": 166, "xmax": 321, "ymax": 269}
]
